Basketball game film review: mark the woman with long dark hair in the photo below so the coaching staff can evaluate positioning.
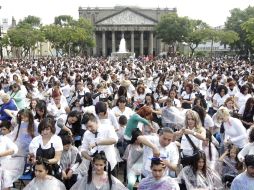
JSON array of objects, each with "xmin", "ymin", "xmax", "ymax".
[
  {"xmin": 239, "ymin": 97, "xmax": 254, "ymax": 129},
  {"xmin": 24, "ymin": 157, "xmax": 66, "ymax": 190},
  {"xmin": 178, "ymin": 151, "xmax": 223, "ymax": 190},
  {"xmin": 70, "ymin": 151, "xmax": 127, "ymax": 190}
]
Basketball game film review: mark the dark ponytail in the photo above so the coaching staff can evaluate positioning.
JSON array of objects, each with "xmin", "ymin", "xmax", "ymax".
[
  {"xmin": 206, "ymin": 129, "xmax": 212, "ymax": 161},
  {"xmin": 87, "ymin": 151, "xmax": 112, "ymax": 190},
  {"xmin": 87, "ymin": 161, "xmax": 93, "ymax": 184},
  {"xmin": 107, "ymin": 161, "xmax": 112, "ymax": 190}
]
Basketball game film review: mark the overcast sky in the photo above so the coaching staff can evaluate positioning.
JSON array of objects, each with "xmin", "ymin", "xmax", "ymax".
[{"xmin": 0, "ymin": 0, "xmax": 253, "ymax": 27}]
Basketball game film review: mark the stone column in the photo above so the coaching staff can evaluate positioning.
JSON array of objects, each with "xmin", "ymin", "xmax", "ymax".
[
  {"xmin": 92, "ymin": 33, "xmax": 97, "ymax": 56},
  {"xmin": 158, "ymin": 39, "xmax": 162, "ymax": 54},
  {"xmin": 102, "ymin": 31, "xmax": 106, "ymax": 57},
  {"xmin": 149, "ymin": 31, "xmax": 154, "ymax": 55},
  {"xmin": 112, "ymin": 31, "xmax": 116, "ymax": 53},
  {"xmin": 131, "ymin": 31, "xmax": 134, "ymax": 53},
  {"xmin": 140, "ymin": 31, "xmax": 144, "ymax": 56}
]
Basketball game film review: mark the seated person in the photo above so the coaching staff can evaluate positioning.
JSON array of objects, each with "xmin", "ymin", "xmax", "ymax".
[
  {"xmin": 24, "ymin": 157, "xmax": 66, "ymax": 190},
  {"xmin": 60, "ymin": 135, "xmax": 81, "ymax": 189},
  {"xmin": 138, "ymin": 157, "xmax": 180, "ymax": 190}
]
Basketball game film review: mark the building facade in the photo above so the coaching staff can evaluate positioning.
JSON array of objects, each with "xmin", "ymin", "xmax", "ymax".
[{"xmin": 78, "ymin": 6, "xmax": 176, "ymax": 57}]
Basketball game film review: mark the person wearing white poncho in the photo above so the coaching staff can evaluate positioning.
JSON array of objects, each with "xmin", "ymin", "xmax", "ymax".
[{"xmin": 24, "ymin": 157, "xmax": 66, "ymax": 190}]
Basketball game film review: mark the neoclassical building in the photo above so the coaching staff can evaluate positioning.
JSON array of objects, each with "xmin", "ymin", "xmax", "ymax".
[{"xmin": 78, "ymin": 6, "xmax": 176, "ymax": 57}]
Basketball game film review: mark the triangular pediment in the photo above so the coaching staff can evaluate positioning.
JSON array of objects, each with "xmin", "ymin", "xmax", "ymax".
[{"xmin": 96, "ymin": 8, "xmax": 157, "ymax": 25}]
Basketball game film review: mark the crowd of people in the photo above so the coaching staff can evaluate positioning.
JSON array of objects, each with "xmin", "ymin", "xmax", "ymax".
[{"xmin": 0, "ymin": 55, "xmax": 253, "ymax": 190}]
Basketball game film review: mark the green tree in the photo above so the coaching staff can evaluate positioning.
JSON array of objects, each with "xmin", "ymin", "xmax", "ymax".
[
  {"xmin": 185, "ymin": 19, "xmax": 210, "ymax": 56},
  {"xmin": 241, "ymin": 18, "xmax": 254, "ymax": 46},
  {"xmin": 225, "ymin": 6, "xmax": 254, "ymax": 55},
  {"xmin": 42, "ymin": 16, "xmax": 94, "ymax": 57},
  {"xmin": 7, "ymin": 23, "xmax": 44, "ymax": 58},
  {"xmin": 156, "ymin": 13, "xmax": 190, "ymax": 55},
  {"xmin": 18, "ymin": 15, "xmax": 41, "ymax": 27}
]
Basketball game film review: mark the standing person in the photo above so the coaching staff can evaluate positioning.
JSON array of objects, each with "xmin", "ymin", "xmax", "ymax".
[
  {"xmin": 137, "ymin": 127, "xmax": 179, "ymax": 178},
  {"xmin": 0, "ymin": 129, "xmax": 18, "ymax": 190},
  {"xmin": 138, "ymin": 158, "xmax": 180, "ymax": 190},
  {"xmin": 215, "ymin": 107, "xmax": 247, "ymax": 149},
  {"xmin": 124, "ymin": 106, "xmax": 154, "ymax": 141},
  {"xmin": 70, "ymin": 151, "xmax": 128, "ymax": 190},
  {"xmin": 24, "ymin": 157, "xmax": 66, "ymax": 190},
  {"xmin": 123, "ymin": 129, "xmax": 143, "ymax": 190},
  {"xmin": 80, "ymin": 113, "xmax": 118, "ymax": 172},
  {"xmin": 234, "ymin": 84, "xmax": 252, "ymax": 109},
  {"xmin": 231, "ymin": 155, "xmax": 254, "ymax": 190}
]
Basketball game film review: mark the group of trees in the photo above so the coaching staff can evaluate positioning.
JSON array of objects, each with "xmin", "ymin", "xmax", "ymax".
[
  {"xmin": 0, "ymin": 15, "xmax": 94, "ymax": 58},
  {"xmin": 156, "ymin": 6, "xmax": 254, "ymax": 57},
  {"xmin": 0, "ymin": 6, "xmax": 253, "ymax": 58}
]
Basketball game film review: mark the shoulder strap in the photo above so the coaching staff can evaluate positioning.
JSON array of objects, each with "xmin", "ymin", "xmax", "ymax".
[{"xmin": 185, "ymin": 134, "xmax": 199, "ymax": 151}]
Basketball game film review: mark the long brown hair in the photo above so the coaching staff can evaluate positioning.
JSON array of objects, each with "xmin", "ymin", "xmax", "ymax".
[
  {"xmin": 15, "ymin": 109, "xmax": 35, "ymax": 141},
  {"xmin": 136, "ymin": 106, "xmax": 153, "ymax": 120}
]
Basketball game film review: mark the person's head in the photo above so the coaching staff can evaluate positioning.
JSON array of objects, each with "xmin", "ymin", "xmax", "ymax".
[
  {"xmin": 1, "ymin": 93, "xmax": 10, "ymax": 104},
  {"xmin": 215, "ymin": 106, "xmax": 230, "ymax": 123},
  {"xmin": 130, "ymin": 128, "xmax": 142, "ymax": 144},
  {"xmin": 118, "ymin": 115, "xmax": 127, "ymax": 127},
  {"xmin": 185, "ymin": 110, "xmax": 202, "ymax": 130},
  {"xmin": 145, "ymin": 93, "xmax": 155, "ymax": 106},
  {"xmin": 136, "ymin": 106, "xmax": 153, "ymax": 121},
  {"xmin": 136, "ymin": 85, "xmax": 145, "ymax": 95},
  {"xmin": 117, "ymin": 86, "xmax": 127, "ymax": 97},
  {"xmin": 38, "ymin": 116, "xmax": 56, "ymax": 136},
  {"xmin": 224, "ymin": 96, "xmax": 236, "ymax": 110},
  {"xmin": 165, "ymin": 98, "xmax": 174, "ymax": 107},
  {"xmin": 169, "ymin": 89, "xmax": 177, "ymax": 99},
  {"xmin": 83, "ymin": 92, "xmax": 93, "ymax": 107},
  {"xmin": 185, "ymin": 83, "xmax": 193, "ymax": 94},
  {"xmin": 158, "ymin": 127, "xmax": 174, "ymax": 147},
  {"xmin": 30, "ymin": 99, "xmax": 38, "ymax": 110},
  {"xmin": 35, "ymin": 100, "xmax": 47, "ymax": 119},
  {"xmin": 51, "ymin": 89, "xmax": 61, "ymax": 104},
  {"xmin": 76, "ymin": 81, "xmax": 84, "ymax": 91},
  {"xmin": 150, "ymin": 158, "xmax": 166, "ymax": 180},
  {"xmin": 11, "ymin": 83, "xmax": 21, "ymax": 92},
  {"xmin": 192, "ymin": 151, "xmax": 207, "ymax": 176},
  {"xmin": 227, "ymin": 144, "xmax": 239, "ymax": 160},
  {"xmin": 116, "ymin": 96, "xmax": 127, "ymax": 109},
  {"xmin": 87, "ymin": 151, "xmax": 112, "ymax": 189},
  {"xmin": 0, "ymin": 120, "xmax": 12, "ymax": 135},
  {"xmin": 35, "ymin": 157, "xmax": 52, "ymax": 179},
  {"xmin": 61, "ymin": 135, "xmax": 73, "ymax": 151},
  {"xmin": 67, "ymin": 110, "xmax": 81, "ymax": 125},
  {"xmin": 95, "ymin": 101, "xmax": 108, "ymax": 118},
  {"xmin": 192, "ymin": 105, "xmax": 206, "ymax": 126},
  {"xmin": 245, "ymin": 155, "xmax": 254, "ymax": 178},
  {"xmin": 81, "ymin": 113, "xmax": 99, "ymax": 134},
  {"xmin": 217, "ymin": 85, "xmax": 228, "ymax": 96},
  {"xmin": 240, "ymin": 85, "xmax": 250, "ymax": 95},
  {"xmin": 228, "ymin": 81, "xmax": 235, "ymax": 90}
]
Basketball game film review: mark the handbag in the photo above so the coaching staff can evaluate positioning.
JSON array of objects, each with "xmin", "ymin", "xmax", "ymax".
[{"xmin": 181, "ymin": 134, "xmax": 200, "ymax": 166}]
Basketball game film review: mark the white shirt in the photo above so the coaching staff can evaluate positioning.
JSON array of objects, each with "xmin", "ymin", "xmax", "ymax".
[
  {"xmin": 223, "ymin": 117, "xmax": 247, "ymax": 148},
  {"xmin": 80, "ymin": 125, "xmax": 118, "ymax": 170},
  {"xmin": 238, "ymin": 142, "xmax": 254, "ymax": 161},
  {"xmin": 0, "ymin": 135, "xmax": 18, "ymax": 161},
  {"xmin": 29, "ymin": 134, "xmax": 63, "ymax": 157},
  {"xmin": 111, "ymin": 106, "xmax": 134, "ymax": 120},
  {"xmin": 213, "ymin": 93, "xmax": 230, "ymax": 107},
  {"xmin": 235, "ymin": 92, "xmax": 252, "ymax": 109},
  {"xmin": 142, "ymin": 135, "xmax": 179, "ymax": 177},
  {"xmin": 204, "ymin": 114, "xmax": 214, "ymax": 129},
  {"xmin": 181, "ymin": 133, "xmax": 203, "ymax": 156}
]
